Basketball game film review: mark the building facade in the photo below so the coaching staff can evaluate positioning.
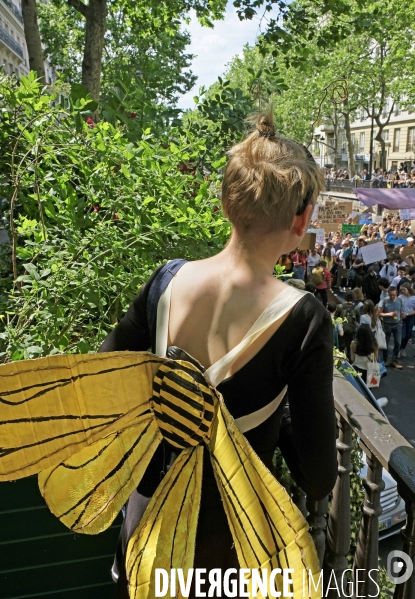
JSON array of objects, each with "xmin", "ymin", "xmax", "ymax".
[
  {"xmin": 0, "ymin": 0, "xmax": 55, "ymax": 83},
  {"xmin": 312, "ymin": 105, "xmax": 415, "ymax": 173}
]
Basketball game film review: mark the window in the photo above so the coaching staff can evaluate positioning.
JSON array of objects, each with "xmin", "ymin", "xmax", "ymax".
[
  {"xmin": 360, "ymin": 109, "xmax": 366, "ymax": 121},
  {"xmin": 341, "ymin": 133, "xmax": 346, "ymax": 152},
  {"xmin": 351, "ymin": 133, "xmax": 356, "ymax": 151},
  {"xmin": 382, "ymin": 99, "xmax": 390, "ymax": 118},
  {"xmin": 407, "ymin": 127, "xmax": 415, "ymax": 152},
  {"xmin": 382, "ymin": 130, "xmax": 389, "ymax": 142},
  {"xmin": 359, "ymin": 132, "xmax": 365, "ymax": 153},
  {"xmin": 395, "ymin": 102, "xmax": 401, "ymax": 116},
  {"xmin": 393, "ymin": 128, "xmax": 401, "ymax": 152}
]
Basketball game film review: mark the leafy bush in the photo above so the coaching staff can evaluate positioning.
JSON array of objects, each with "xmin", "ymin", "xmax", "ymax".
[{"xmin": 0, "ymin": 72, "xmax": 230, "ymax": 360}]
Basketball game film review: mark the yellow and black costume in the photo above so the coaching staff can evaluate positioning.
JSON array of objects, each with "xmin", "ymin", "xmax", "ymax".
[{"xmin": 0, "ymin": 260, "xmax": 337, "ymax": 598}]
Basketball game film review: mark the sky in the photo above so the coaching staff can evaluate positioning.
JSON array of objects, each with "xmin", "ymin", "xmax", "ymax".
[{"xmin": 178, "ymin": 2, "xmax": 268, "ymax": 110}]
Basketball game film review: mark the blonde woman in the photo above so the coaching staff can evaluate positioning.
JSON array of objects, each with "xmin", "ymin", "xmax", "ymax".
[{"xmin": 100, "ymin": 110, "xmax": 337, "ymax": 597}]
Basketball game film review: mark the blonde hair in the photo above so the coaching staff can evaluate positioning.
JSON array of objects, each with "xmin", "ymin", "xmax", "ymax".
[
  {"xmin": 221, "ymin": 109, "xmax": 325, "ymax": 232},
  {"xmin": 352, "ymin": 287, "xmax": 364, "ymax": 301}
]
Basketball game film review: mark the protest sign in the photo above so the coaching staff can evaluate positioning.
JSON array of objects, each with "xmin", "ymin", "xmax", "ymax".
[
  {"xmin": 399, "ymin": 209, "xmax": 415, "ymax": 220},
  {"xmin": 318, "ymin": 201, "xmax": 347, "ymax": 223},
  {"xmin": 411, "ymin": 220, "xmax": 415, "ymax": 234},
  {"xmin": 372, "ymin": 215, "xmax": 383, "ymax": 224},
  {"xmin": 308, "ymin": 228, "xmax": 326, "ymax": 245},
  {"xmin": 401, "ymin": 246, "xmax": 415, "ymax": 259},
  {"xmin": 299, "ymin": 232, "xmax": 316, "ymax": 250},
  {"xmin": 359, "ymin": 218, "xmax": 372, "ymax": 225},
  {"xmin": 360, "ymin": 242, "xmax": 387, "ymax": 264},
  {"xmin": 342, "ymin": 224, "xmax": 361, "ymax": 235},
  {"xmin": 311, "ymin": 204, "xmax": 320, "ymax": 221},
  {"xmin": 386, "ymin": 233, "xmax": 407, "ymax": 245},
  {"xmin": 321, "ymin": 223, "xmax": 340, "ymax": 233}
]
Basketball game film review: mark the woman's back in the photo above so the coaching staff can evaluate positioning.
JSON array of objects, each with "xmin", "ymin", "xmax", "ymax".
[{"xmin": 168, "ymin": 256, "xmax": 291, "ymax": 375}]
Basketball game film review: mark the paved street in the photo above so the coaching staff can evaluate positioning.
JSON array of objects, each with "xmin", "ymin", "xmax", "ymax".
[{"xmin": 371, "ymin": 339, "xmax": 415, "ymax": 448}]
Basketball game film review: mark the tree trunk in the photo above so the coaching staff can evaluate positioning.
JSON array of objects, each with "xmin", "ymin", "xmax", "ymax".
[
  {"xmin": 343, "ymin": 111, "xmax": 356, "ymax": 177},
  {"xmin": 22, "ymin": 0, "xmax": 45, "ymax": 84},
  {"xmin": 81, "ymin": 0, "xmax": 107, "ymax": 101}
]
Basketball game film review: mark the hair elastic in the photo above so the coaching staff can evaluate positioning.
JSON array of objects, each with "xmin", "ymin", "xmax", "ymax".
[{"xmin": 257, "ymin": 128, "xmax": 276, "ymax": 139}]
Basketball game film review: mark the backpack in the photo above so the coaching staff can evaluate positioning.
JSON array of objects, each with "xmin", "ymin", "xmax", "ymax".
[
  {"xmin": 342, "ymin": 304, "xmax": 358, "ymax": 336},
  {"xmin": 343, "ymin": 247, "xmax": 352, "ymax": 260},
  {"xmin": 311, "ymin": 268, "xmax": 324, "ymax": 285}
]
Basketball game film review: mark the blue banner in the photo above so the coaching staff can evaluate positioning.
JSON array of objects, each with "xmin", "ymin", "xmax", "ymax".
[{"xmin": 386, "ymin": 233, "xmax": 408, "ymax": 245}]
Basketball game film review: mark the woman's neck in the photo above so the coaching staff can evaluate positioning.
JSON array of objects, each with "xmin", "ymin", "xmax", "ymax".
[{"xmin": 219, "ymin": 227, "xmax": 292, "ymax": 279}]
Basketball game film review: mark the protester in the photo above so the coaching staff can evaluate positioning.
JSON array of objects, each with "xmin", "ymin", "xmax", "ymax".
[
  {"xmin": 379, "ymin": 253, "xmax": 399, "ymax": 283},
  {"xmin": 350, "ymin": 324, "xmax": 378, "ymax": 383},
  {"xmin": 305, "ymin": 281, "xmax": 317, "ymax": 295},
  {"xmin": 312, "ymin": 260, "xmax": 331, "ymax": 307},
  {"xmin": 352, "ymin": 287, "xmax": 365, "ymax": 314},
  {"xmin": 363, "ymin": 268, "xmax": 381, "ymax": 304},
  {"xmin": 360, "ymin": 299, "xmax": 379, "ymax": 332},
  {"xmin": 391, "ymin": 266, "xmax": 406, "ymax": 288},
  {"xmin": 327, "ymin": 302, "xmax": 343, "ymax": 349},
  {"xmin": 378, "ymin": 278, "xmax": 390, "ymax": 302},
  {"xmin": 307, "ymin": 248, "xmax": 321, "ymax": 277},
  {"xmin": 378, "ymin": 286, "xmax": 403, "ymax": 368},
  {"xmin": 397, "ymin": 265, "xmax": 415, "ymax": 293},
  {"xmin": 292, "ymin": 249, "xmax": 307, "ymax": 280},
  {"xmin": 337, "ymin": 291, "xmax": 360, "ymax": 359},
  {"xmin": 399, "ymin": 283, "xmax": 415, "ymax": 357}
]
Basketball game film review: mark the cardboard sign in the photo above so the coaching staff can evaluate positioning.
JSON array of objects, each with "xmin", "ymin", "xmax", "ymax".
[
  {"xmin": 401, "ymin": 246, "xmax": 415, "ymax": 259},
  {"xmin": 321, "ymin": 222, "xmax": 340, "ymax": 233},
  {"xmin": 299, "ymin": 232, "xmax": 316, "ymax": 250},
  {"xmin": 360, "ymin": 242, "xmax": 387, "ymax": 264},
  {"xmin": 319, "ymin": 201, "xmax": 348, "ymax": 224},
  {"xmin": 399, "ymin": 209, "xmax": 415, "ymax": 220},
  {"xmin": 372, "ymin": 215, "xmax": 383, "ymax": 223},
  {"xmin": 342, "ymin": 224, "xmax": 361, "ymax": 235},
  {"xmin": 411, "ymin": 220, "xmax": 415, "ymax": 233}
]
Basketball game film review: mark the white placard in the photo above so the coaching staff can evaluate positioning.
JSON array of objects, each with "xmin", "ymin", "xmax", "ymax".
[
  {"xmin": 372, "ymin": 215, "xmax": 383, "ymax": 223},
  {"xmin": 360, "ymin": 242, "xmax": 387, "ymax": 264},
  {"xmin": 399, "ymin": 209, "xmax": 415, "ymax": 220},
  {"xmin": 311, "ymin": 204, "xmax": 320, "ymax": 221},
  {"xmin": 309, "ymin": 228, "xmax": 325, "ymax": 245}
]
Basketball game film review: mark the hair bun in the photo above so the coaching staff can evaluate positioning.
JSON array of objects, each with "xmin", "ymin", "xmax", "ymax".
[{"xmin": 256, "ymin": 113, "xmax": 276, "ymax": 139}]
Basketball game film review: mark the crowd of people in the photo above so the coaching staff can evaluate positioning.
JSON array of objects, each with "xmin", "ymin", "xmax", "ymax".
[
  {"xmin": 279, "ymin": 213, "xmax": 415, "ymax": 377},
  {"xmin": 324, "ymin": 161, "xmax": 415, "ymax": 188}
]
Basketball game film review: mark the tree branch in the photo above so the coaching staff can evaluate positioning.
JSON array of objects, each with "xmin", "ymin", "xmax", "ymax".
[{"xmin": 66, "ymin": 0, "xmax": 87, "ymax": 18}]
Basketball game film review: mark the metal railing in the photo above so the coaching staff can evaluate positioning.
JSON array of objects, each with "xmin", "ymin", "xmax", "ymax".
[
  {"xmin": 298, "ymin": 371, "xmax": 415, "ymax": 598},
  {"xmin": 0, "ymin": 25, "xmax": 23, "ymax": 58},
  {"xmin": 0, "ymin": 0, "xmax": 23, "ymax": 23},
  {"xmin": 325, "ymin": 179, "xmax": 375, "ymax": 193}
]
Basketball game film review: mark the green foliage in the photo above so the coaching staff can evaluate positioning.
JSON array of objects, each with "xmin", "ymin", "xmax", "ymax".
[{"xmin": 0, "ymin": 72, "xmax": 230, "ymax": 360}]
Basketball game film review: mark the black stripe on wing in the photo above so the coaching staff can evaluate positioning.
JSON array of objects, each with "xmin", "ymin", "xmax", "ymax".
[
  {"xmin": 0, "ymin": 357, "xmax": 161, "ymax": 405},
  {"xmin": 127, "ymin": 449, "xmax": 196, "ymax": 584}
]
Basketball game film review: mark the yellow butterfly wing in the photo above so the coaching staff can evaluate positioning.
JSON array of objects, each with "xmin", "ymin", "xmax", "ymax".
[
  {"xmin": 38, "ymin": 412, "xmax": 162, "ymax": 535},
  {"xmin": 207, "ymin": 399, "xmax": 321, "ymax": 599},
  {"xmin": 0, "ymin": 352, "xmax": 163, "ymax": 480},
  {"xmin": 126, "ymin": 445, "xmax": 203, "ymax": 599}
]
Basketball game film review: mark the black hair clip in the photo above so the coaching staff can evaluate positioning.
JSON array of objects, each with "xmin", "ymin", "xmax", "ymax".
[{"xmin": 257, "ymin": 128, "xmax": 276, "ymax": 139}]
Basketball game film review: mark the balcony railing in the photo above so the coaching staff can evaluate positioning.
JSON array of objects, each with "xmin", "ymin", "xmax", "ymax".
[
  {"xmin": 0, "ymin": 0, "xmax": 23, "ymax": 23},
  {"xmin": 0, "ymin": 25, "xmax": 23, "ymax": 58},
  {"xmin": 296, "ymin": 370, "xmax": 415, "ymax": 598}
]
